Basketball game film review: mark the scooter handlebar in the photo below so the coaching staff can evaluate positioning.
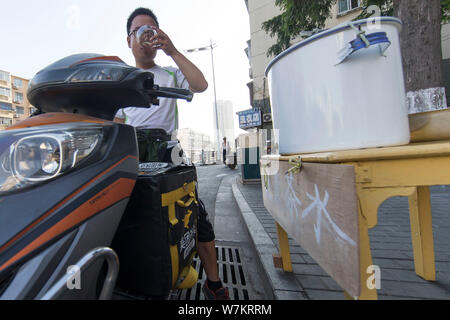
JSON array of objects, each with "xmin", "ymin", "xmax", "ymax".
[{"xmin": 147, "ymin": 86, "xmax": 194, "ymax": 102}]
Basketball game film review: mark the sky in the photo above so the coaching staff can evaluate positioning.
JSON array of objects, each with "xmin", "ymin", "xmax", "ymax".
[{"xmin": 0, "ymin": 0, "xmax": 252, "ymax": 140}]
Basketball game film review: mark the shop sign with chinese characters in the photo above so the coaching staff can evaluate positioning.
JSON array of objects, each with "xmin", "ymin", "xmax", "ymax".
[{"xmin": 238, "ymin": 108, "xmax": 262, "ymax": 130}]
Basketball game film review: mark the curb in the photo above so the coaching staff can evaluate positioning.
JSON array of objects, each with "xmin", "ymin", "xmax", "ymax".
[{"xmin": 231, "ymin": 178, "xmax": 305, "ymax": 299}]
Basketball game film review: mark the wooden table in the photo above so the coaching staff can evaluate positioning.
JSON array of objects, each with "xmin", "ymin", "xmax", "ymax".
[{"xmin": 260, "ymin": 140, "xmax": 450, "ymax": 300}]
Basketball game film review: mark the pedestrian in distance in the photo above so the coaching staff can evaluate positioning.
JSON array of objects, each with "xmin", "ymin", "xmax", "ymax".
[{"xmin": 222, "ymin": 137, "xmax": 230, "ymax": 166}]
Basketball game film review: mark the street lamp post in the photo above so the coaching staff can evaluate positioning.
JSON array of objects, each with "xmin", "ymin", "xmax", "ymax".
[{"xmin": 185, "ymin": 40, "xmax": 221, "ymax": 163}]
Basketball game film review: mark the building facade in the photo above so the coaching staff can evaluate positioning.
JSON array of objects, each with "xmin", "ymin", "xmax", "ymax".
[
  {"xmin": 244, "ymin": 0, "xmax": 280, "ymax": 122},
  {"xmin": 0, "ymin": 70, "xmax": 35, "ymax": 130},
  {"xmin": 177, "ymin": 128, "xmax": 215, "ymax": 164}
]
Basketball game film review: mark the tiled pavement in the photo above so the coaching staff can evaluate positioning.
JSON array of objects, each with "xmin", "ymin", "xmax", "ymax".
[{"xmin": 234, "ymin": 181, "xmax": 450, "ymax": 300}]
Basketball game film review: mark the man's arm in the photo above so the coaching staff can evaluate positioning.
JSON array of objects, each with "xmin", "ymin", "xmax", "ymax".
[
  {"xmin": 171, "ymin": 51, "xmax": 208, "ymax": 93},
  {"xmin": 150, "ymin": 28, "xmax": 208, "ymax": 93},
  {"xmin": 114, "ymin": 108, "xmax": 125, "ymax": 124}
]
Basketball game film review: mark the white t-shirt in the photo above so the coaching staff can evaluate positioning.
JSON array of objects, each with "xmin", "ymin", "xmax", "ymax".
[
  {"xmin": 114, "ymin": 65, "xmax": 189, "ymax": 134},
  {"xmin": 222, "ymin": 141, "xmax": 230, "ymax": 152}
]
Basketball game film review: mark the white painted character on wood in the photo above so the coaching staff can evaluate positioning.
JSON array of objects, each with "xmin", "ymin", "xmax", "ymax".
[
  {"xmin": 301, "ymin": 184, "xmax": 356, "ymax": 247},
  {"xmin": 285, "ymin": 173, "xmax": 303, "ymax": 222}
]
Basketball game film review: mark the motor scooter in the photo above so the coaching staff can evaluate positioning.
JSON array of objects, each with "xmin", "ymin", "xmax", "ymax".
[{"xmin": 0, "ymin": 54, "xmax": 196, "ymax": 300}]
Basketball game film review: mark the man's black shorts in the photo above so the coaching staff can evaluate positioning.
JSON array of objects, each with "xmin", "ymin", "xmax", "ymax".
[{"xmin": 196, "ymin": 196, "xmax": 216, "ymax": 243}]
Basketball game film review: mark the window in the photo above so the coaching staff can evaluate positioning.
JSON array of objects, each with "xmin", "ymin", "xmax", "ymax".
[
  {"xmin": 0, "ymin": 71, "xmax": 9, "ymax": 83},
  {"xmin": 0, "ymin": 117, "xmax": 12, "ymax": 126},
  {"xmin": 0, "ymin": 102, "xmax": 13, "ymax": 111},
  {"xmin": 338, "ymin": 0, "xmax": 361, "ymax": 14},
  {"xmin": 14, "ymin": 92, "xmax": 23, "ymax": 104},
  {"xmin": 15, "ymin": 106, "xmax": 24, "ymax": 115},
  {"xmin": 13, "ymin": 78, "xmax": 22, "ymax": 89},
  {"xmin": 30, "ymin": 106, "xmax": 38, "ymax": 114},
  {"xmin": 0, "ymin": 87, "xmax": 11, "ymax": 98}
]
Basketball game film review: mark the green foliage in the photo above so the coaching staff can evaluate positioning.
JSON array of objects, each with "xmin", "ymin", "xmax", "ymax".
[
  {"xmin": 356, "ymin": 0, "xmax": 393, "ymax": 18},
  {"xmin": 261, "ymin": 0, "xmax": 337, "ymax": 57},
  {"xmin": 442, "ymin": 0, "xmax": 450, "ymax": 23},
  {"xmin": 263, "ymin": 0, "xmax": 450, "ymax": 58},
  {"xmin": 358, "ymin": 0, "xmax": 450, "ymax": 22}
]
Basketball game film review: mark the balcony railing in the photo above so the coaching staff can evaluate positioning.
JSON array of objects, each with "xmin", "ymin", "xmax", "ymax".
[{"xmin": 0, "ymin": 109, "xmax": 14, "ymax": 117}]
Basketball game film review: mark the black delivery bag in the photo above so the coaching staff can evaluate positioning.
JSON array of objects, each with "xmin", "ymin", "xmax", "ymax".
[{"xmin": 111, "ymin": 163, "xmax": 199, "ymax": 297}]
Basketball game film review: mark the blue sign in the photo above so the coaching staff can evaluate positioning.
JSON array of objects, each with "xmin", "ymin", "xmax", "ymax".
[{"xmin": 238, "ymin": 108, "xmax": 262, "ymax": 129}]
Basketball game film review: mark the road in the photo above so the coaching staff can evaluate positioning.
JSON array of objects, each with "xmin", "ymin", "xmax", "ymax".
[{"xmin": 195, "ymin": 164, "xmax": 234, "ymax": 224}]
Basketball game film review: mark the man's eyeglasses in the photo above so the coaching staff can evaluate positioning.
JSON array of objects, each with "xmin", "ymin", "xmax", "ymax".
[
  {"xmin": 128, "ymin": 26, "xmax": 140, "ymax": 37},
  {"xmin": 129, "ymin": 25, "xmax": 156, "ymax": 38}
]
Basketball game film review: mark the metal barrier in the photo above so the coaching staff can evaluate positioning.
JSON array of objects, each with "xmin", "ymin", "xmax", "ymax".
[{"xmin": 195, "ymin": 150, "xmax": 217, "ymax": 165}]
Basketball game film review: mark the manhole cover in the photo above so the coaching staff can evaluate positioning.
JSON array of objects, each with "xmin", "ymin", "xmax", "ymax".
[{"xmin": 171, "ymin": 246, "xmax": 254, "ymax": 300}]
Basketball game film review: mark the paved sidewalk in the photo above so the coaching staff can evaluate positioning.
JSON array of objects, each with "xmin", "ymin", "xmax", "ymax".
[{"xmin": 232, "ymin": 177, "xmax": 450, "ymax": 300}]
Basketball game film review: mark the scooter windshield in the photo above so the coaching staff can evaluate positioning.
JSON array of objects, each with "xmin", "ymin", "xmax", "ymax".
[{"xmin": 27, "ymin": 54, "xmax": 155, "ymax": 120}]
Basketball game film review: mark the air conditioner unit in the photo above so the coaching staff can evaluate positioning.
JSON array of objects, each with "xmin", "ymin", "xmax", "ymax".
[{"xmin": 262, "ymin": 113, "xmax": 272, "ymax": 123}]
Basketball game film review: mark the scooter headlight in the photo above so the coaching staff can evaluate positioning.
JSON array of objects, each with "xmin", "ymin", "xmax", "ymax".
[{"xmin": 0, "ymin": 125, "xmax": 103, "ymax": 194}]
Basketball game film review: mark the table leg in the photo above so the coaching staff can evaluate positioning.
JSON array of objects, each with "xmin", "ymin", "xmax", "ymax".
[
  {"xmin": 347, "ymin": 187, "xmax": 417, "ymax": 299},
  {"xmin": 345, "ymin": 203, "xmax": 378, "ymax": 300},
  {"xmin": 275, "ymin": 222, "xmax": 293, "ymax": 272},
  {"xmin": 408, "ymin": 186, "xmax": 436, "ymax": 281},
  {"xmin": 359, "ymin": 187, "xmax": 417, "ymax": 228}
]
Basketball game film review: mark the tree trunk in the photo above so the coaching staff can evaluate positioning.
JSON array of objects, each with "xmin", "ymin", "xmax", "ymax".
[{"xmin": 394, "ymin": 0, "xmax": 447, "ymax": 113}]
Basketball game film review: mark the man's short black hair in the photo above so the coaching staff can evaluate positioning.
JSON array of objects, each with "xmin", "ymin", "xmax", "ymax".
[{"xmin": 127, "ymin": 7, "xmax": 159, "ymax": 35}]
